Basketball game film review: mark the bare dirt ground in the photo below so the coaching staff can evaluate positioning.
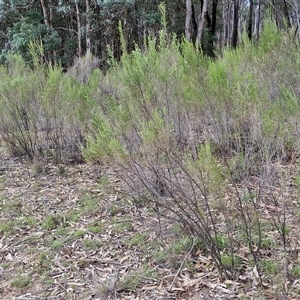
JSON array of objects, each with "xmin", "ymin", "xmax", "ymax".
[{"xmin": 1, "ymin": 145, "xmax": 300, "ymax": 300}]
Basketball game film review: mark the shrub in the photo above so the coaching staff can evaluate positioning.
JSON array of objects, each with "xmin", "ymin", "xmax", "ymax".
[
  {"xmin": 0, "ymin": 51, "xmax": 99, "ymax": 164},
  {"xmin": 84, "ymin": 20, "xmax": 300, "ymax": 285}
]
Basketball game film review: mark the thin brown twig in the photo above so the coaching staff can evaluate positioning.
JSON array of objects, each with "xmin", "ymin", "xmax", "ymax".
[{"xmin": 168, "ymin": 237, "xmax": 195, "ymax": 291}]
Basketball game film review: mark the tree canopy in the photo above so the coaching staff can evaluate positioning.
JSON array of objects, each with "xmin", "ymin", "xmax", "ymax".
[{"xmin": 0, "ymin": 0, "xmax": 298, "ymax": 67}]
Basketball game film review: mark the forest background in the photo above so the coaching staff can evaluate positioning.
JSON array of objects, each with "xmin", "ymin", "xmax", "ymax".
[{"xmin": 0, "ymin": 0, "xmax": 296, "ymax": 67}]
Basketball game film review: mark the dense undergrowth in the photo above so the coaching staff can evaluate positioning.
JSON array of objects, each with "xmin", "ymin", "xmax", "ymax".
[{"xmin": 2, "ymin": 20, "xmax": 300, "ymax": 297}]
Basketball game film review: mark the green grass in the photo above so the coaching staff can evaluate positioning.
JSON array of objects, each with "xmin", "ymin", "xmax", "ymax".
[
  {"xmin": 112, "ymin": 218, "xmax": 133, "ymax": 233},
  {"xmin": 83, "ymin": 238, "xmax": 103, "ymax": 250},
  {"xmin": 213, "ymin": 235, "xmax": 230, "ymax": 250},
  {"xmin": 25, "ymin": 235, "xmax": 41, "ymax": 245},
  {"xmin": 98, "ymin": 173, "xmax": 109, "ymax": 190},
  {"xmin": 72, "ymin": 229, "xmax": 87, "ymax": 238},
  {"xmin": 41, "ymin": 215, "xmax": 65, "ymax": 230},
  {"xmin": 55, "ymin": 228, "xmax": 69, "ymax": 236},
  {"xmin": 172, "ymin": 236, "xmax": 194, "ymax": 254},
  {"xmin": 171, "ymin": 222, "xmax": 185, "ymax": 235},
  {"xmin": 78, "ymin": 196, "xmax": 100, "ymax": 213},
  {"xmin": 0, "ymin": 220, "xmax": 15, "ymax": 234},
  {"xmin": 67, "ymin": 197, "xmax": 101, "ymax": 222},
  {"xmin": 23, "ymin": 216, "xmax": 37, "ymax": 226},
  {"xmin": 67, "ymin": 210, "xmax": 82, "ymax": 223},
  {"xmin": 292, "ymin": 266, "xmax": 300, "ymax": 278},
  {"xmin": 118, "ymin": 265, "xmax": 157, "ymax": 291},
  {"xmin": 1, "ymin": 263, "xmax": 9, "ymax": 270},
  {"xmin": 14, "ymin": 216, "xmax": 37, "ymax": 229},
  {"xmin": 260, "ymin": 235, "xmax": 275, "ymax": 249},
  {"xmin": 126, "ymin": 232, "xmax": 149, "ymax": 246},
  {"xmin": 153, "ymin": 249, "xmax": 168, "ymax": 263},
  {"xmin": 220, "ymin": 254, "xmax": 242, "ymax": 271},
  {"xmin": 50, "ymin": 237, "xmax": 69, "ymax": 250},
  {"xmin": 260, "ymin": 260, "xmax": 280, "ymax": 275},
  {"xmin": 37, "ymin": 251, "xmax": 51, "ymax": 268},
  {"xmin": 11, "ymin": 275, "xmax": 31, "ymax": 288},
  {"xmin": 88, "ymin": 224, "xmax": 104, "ymax": 234},
  {"xmin": 0, "ymin": 201, "xmax": 22, "ymax": 215}
]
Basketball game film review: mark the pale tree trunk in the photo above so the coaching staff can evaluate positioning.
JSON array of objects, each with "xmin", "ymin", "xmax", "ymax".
[
  {"xmin": 254, "ymin": 1, "xmax": 261, "ymax": 41},
  {"xmin": 185, "ymin": 0, "xmax": 193, "ymax": 41},
  {"xmin": 122, "ymin": 6, "xmax": 128, "ymax": 53},
  {"xmin": 49, "ymin": 0, "xmax": 53, "ymax": 27},
  {"xmin": 196, "ymin": 0, "xmax": 208, "ymax": 43},
  {"xmin": 75, "ymin": 1, "xmax": 82, "ymax": 56},
  {"xmin": 86, "ymin": 0, "xmax": 91, "ymax": 54},
  {"xmin": 292, "ymin": 0, "xmax": 300, "ymax": 41},
  {"xmin": 40, "ymin": 0, "xmax": 49, "ymax": 27},
  {"xmin": 223, "ymin": 0, "xmax": 232, "ymax": 46},
  {"xmin": 222, "ymin": 0, "xmax": 227, "ymax": 46}
]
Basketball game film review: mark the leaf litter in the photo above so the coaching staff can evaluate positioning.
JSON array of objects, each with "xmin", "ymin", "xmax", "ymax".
[{"xmin": 0, "ymin": 150, "xmax": 300, "ymax": 299}]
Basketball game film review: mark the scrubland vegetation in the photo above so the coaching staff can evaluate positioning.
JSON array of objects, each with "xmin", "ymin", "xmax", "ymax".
[{"xmin": 2, "ymin": 21, "xmax": 300, "ymax": 298}]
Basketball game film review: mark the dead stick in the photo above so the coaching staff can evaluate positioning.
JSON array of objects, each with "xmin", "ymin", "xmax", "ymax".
[{"xmin": 168, "ymin": 238, "xmax": 195, "ymax": 291}]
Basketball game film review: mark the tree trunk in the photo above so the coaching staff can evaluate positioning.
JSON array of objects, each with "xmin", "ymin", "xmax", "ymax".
[
  {"xmin": 196, "ymin": 0, "xmax": 208, "ymax": 43},
  {"xmin": 247, "ymin": 0, "xmax": 253, "ymax": 40},
  {"xmin": 49, "ymin": 0, "xmax": 53, "ymax": 27},
  {"xmin": 86, "ymin": 0, "xmax": 91, "ymax": 54},
  {"xmin": 211, "ymin": 0, "xmax": 218, "ymax": 35},
  {"xmin": 283, "ymin": 0, "xmax": 291, "ymax": 28},
  {"xmin": 204, "ymin": 0, "xmax": 218, "ymax": 56},
  {"xmin": 254, "ymin": 1, "xmax": 261, "ymax": 41},
  {"xmin": 75, "ymin": 1, "xmax": 82, "ymax": 56},
  {"xmin": 231, "ymin": 0, "xmax": 239, "ymax": 48},
  {"xmin": 191, "ymin": 3, "xmax": 198, "ymax": 43},
  {"xmin": 223, "ymin": 0, "xmax": 231, "ymax": 46},
  {"xmin": 40, "ymin": 0, "xmax": 49, "ymax": 27},
  {"xmin": 293, "ymin": 0, "xmax": 300, "ymax": 41},
  {"xmin": 185, "ymin": 0, "xmax": 193, "ymax": 41}
]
